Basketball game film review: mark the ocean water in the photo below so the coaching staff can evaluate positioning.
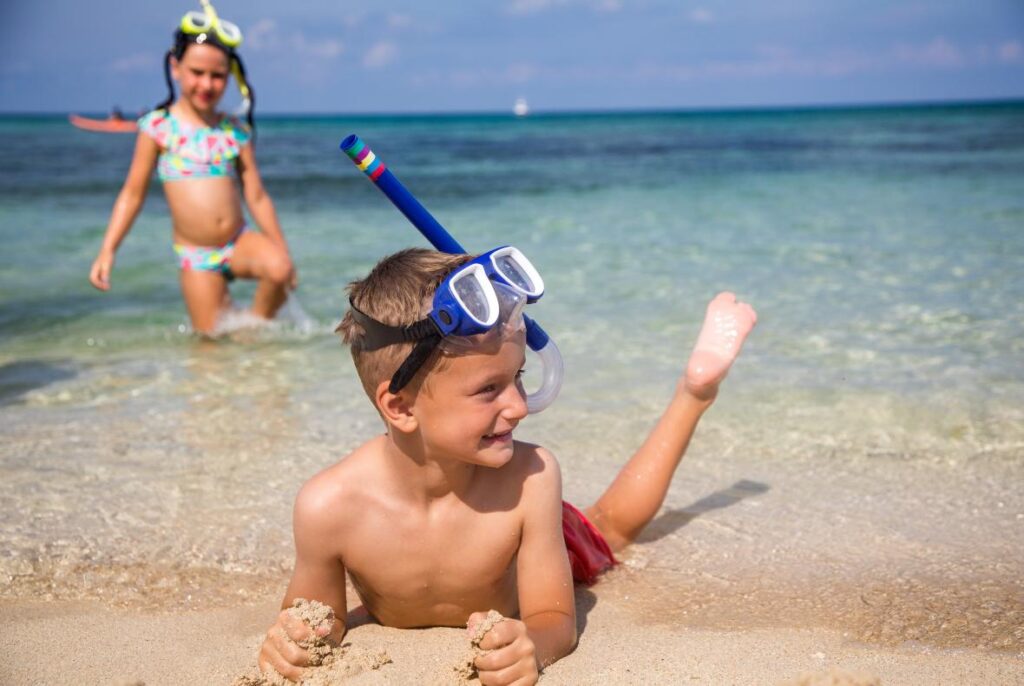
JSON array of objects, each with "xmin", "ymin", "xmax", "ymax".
[{"xmin": 1, "ymin": 103, "xmax": 1023, "ymax": 648}]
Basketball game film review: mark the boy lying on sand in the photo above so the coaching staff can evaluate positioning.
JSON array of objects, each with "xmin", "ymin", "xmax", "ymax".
[{"xmin": 258, "ymin": 248, "xmax": 756, "ymax": 685}]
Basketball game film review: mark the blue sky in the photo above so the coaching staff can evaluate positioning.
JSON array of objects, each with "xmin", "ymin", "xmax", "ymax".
[{"xmin": 2, "ymin": 0, "xmax": 1022, "ymax": 113}]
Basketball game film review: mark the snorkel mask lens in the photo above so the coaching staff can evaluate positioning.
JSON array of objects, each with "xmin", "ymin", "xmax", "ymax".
[
  {"xmin": 180, "ymin": 0, "xmax": 243, "ymax": 48},
  {"xmin": 181, "ymin": 10, "xmax": 211, "ymax": 32},
  {"xmin": 441, "ymin": 264, "xmax": 499, "ymax": 332},
  {"xmin": 215, "ymin": 20, "xmax": 242, "ymax": 47},
  {"xmin": 440, "ymin": 282, "xmax": 527, "ymax": 353},
  {"xmin": 487, "ymin": 247, "xmax": 544, "ymax": 302},
  {"xmin": 430, "ymin": 249, "xmax": 542, "ymax": 338}
]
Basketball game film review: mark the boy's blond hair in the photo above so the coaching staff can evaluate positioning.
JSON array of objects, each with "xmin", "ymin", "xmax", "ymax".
[{"xmin": 337, "ymin": 248, "xmax": 472, "ymax": 399}]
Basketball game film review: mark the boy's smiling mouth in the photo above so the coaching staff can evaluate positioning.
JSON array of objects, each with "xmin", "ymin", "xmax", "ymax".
[{"xmin": 482, "ymin": 429, "xmax": 513, "ymax": 444}]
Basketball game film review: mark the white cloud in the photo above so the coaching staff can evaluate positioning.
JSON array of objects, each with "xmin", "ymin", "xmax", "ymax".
[
  {"xmin": 409, "ymin": 33, "xmax": 1015, "ymax": 95},
  {"xmin": 754, "ymin": 44, "xmax": 795, "ymax": 61},
  {"xmin": 411, "ymin": 62, "xmax": 543, "ymax": 88},
  {"xmin": 894, "ymin": 36, "xmax": 964, "ymax": 68},
  {"xmin": 340, "ymin": 12, "xmax": 368, "ymax": 30},
  {"xmin": 302, "ymin": 38, "xmax": 344, "ymax": 59},
  {"xmin": 630, "ymin": 47, "xmax": 881, "ymax": 83},
  {"xmin": 506, "ymin": 0, "xmax": 620, "ymax": 16},
  {"xmin": 111, "ymin": 52, "xmax": 156, "ymax": 73},
  {"xmin": 244, "ymin": 19, "xmax": 343, "ymax": 59},
  {"xmin": 363, "ymin": 41, "xmax": 399, "ymax": 69},
  {"xmin": 689, "ymin": 8, "xmax": 714, "ymax": 24},
  {"xmin": 387, "ymin": 12, "xmax": 413, "ymax": 29},
  {"xmin": 998, "ymin": 40, "xmax": 1022, "ymax": 63},
  {"xmin": 506, "ymin": 63, "xmax": 538, "ymax": 83},
  {"xmin": 246, "ymin": 19, "xmax": 277, "ymax": 50},
  {"xmin": 507, "ymin": 0, "xmax": 564, "ymax": 15}
]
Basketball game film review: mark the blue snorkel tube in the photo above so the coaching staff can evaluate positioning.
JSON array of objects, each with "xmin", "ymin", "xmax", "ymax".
[{"xmin": 340, "ymin": 134, "xmax": 563, "ymax": 413}]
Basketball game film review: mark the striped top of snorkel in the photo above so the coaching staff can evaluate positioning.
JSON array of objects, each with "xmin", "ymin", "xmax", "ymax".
[
  {"xmin": 340, "ymin": 135, "xmax": 465, "ymax": 254},
  {"xmin": 341, "ymin": 136, "xmax": 387, "ymax": 182}
]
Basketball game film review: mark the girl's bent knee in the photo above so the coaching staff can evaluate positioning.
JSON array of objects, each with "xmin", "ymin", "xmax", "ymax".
[{"xmin": 263, "ymin": 255, "xmax": 293, "ymax": 285}]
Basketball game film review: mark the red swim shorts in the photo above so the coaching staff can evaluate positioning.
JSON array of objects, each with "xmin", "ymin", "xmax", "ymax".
[{"xmin": 562, "ymin": 501, "xmax": 617, "ymax": 585}]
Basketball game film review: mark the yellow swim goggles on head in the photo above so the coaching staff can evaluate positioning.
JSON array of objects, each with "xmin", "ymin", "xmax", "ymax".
[{"xmin": 180, "ymin": 0, "xmax": 243, "ymax": 49}]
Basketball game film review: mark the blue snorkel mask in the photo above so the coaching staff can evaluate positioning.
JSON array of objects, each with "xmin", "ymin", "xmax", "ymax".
[
  {"xmin": 349, "ymin": 247, "xmax": 537, "ymax": 394},
  {"xmin": 340, "ymin": 136, "xmax": 564, "ymax": 413}
]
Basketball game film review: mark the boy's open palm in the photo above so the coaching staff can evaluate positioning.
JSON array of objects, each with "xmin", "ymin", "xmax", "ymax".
[{"xmin": 469, "ymin": 614, "xmax": 539, "ymax": 686}]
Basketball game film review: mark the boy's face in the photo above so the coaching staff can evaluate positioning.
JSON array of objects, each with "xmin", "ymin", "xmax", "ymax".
[{"xmin": 410, "ymin": 331, "xmax": 529, "ymax": 468}]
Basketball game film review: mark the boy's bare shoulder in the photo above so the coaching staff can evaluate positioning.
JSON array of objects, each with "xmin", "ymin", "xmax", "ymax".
[
  {"xmin": 292, "ymin": 435, "xmax": 387, "ymax": 532},
  {"xmin": 508, "ymin": 440, "xmax": 563, "ymax": 495},
  {"xmin": 511, "ymin": 439, "xmax": 559, "ymax": 468}
]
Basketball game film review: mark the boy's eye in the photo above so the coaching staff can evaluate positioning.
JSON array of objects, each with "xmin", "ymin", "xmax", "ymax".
[{"xmin": 475, "ymin": 370, "xmax": 525, "ymax": 396}]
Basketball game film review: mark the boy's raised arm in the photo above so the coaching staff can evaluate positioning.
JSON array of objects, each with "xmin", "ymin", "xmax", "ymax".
[
  {"xmin": 258, "ymin": 481, "xmax": 349, "ymax": 682},
  {"xmin": 472, "ymin": 446, "xmax": 577, "ymax": 684}
]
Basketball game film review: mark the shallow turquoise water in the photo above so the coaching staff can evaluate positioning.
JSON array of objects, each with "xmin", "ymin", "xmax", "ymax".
[
  {"xmin": 2, "ymin": 104, "xmax": 1022, "ymax": 397},
  {"xmin": 1, "ymin": 104, "xmax": 1022, "ymax": 617}
]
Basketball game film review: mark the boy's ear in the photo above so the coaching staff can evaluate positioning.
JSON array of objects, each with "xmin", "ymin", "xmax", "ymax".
[{"xmin": 376, "ymin": 380, "xmax": 418, "ymax": 433}]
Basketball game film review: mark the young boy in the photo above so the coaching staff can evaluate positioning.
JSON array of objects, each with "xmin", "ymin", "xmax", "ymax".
[{"xmin": 258, "ymin": 248, "xmax": 756, "ymax": 685}]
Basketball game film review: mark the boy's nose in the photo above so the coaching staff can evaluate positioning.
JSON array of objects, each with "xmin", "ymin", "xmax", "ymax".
[{"xmin": 501, "ymin": 382, "xmax": 529, "ymax": 421}]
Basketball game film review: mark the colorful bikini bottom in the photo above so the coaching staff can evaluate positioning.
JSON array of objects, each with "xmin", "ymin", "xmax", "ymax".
[{"xmin": 173, "ymin": 225, "xmax": 249, "ymax": 277}]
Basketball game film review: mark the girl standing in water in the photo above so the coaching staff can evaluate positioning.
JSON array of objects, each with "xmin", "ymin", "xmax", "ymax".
[{"xmin": 89, "ymin": 1, "xmax": 295, "ymax": 334}]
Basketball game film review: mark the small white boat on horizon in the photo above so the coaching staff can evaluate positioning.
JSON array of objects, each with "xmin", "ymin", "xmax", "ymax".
[{"xmin": 513, "ymin": 98, "xmax": 530, "ymax": 117}]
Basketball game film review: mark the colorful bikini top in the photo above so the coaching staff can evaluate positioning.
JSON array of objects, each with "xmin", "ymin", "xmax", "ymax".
[{"xmin": 138, "ymin": 108, "xmax": 251, "ymax": 182}]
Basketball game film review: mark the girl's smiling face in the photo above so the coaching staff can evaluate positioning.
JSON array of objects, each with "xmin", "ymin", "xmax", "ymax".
[{"xmin": 171, "ymin": 43, "xmax": 230, "ymax": 115}]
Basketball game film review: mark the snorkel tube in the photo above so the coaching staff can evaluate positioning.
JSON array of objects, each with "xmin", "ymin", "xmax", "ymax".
[{"xmin": 340, "ymin": 134, "xmax": 564, "ymax": 413}]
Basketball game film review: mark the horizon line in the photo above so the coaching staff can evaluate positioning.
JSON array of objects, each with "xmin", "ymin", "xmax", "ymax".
[{"xmin": 3, "ymin": 95, "xmax": 1023, "ymax": 119}]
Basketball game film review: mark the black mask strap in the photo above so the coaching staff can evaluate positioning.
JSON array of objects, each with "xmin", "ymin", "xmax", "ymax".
[
  {"xmin": 388, "ymin": 334, "xmax": 443, "ymax": 393},
  {"xmin": 348, "ymin": 301, "xmax": 444, "ymax": 393},
  {"xmin": 349, "ymin": 300, "xmax": 439, "ymax": 351}
]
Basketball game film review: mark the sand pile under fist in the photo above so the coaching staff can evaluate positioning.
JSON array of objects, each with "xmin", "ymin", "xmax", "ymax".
[
  {"xmin": 232, "ymin": 599, "xmax": 391, "ymax": 686},
  {"xmin": 453, "ymin": 609, "xmax": 506, "ymax": 683}
]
